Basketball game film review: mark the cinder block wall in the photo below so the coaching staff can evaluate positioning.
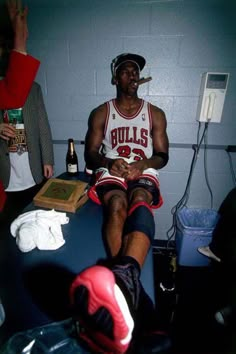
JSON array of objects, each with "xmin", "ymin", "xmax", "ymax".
[{"xmin": 25, "ymin": 0, "xmax": 235, "ymax": 240}]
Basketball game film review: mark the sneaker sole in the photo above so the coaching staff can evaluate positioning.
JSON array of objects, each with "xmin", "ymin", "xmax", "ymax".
[
  {"xmin": 198, "ymin": 246, "xmax": 221, "ymax": 262},
  {"xmin": 70, "ymin": 265, "xmax": 134, "ymax": 353}
]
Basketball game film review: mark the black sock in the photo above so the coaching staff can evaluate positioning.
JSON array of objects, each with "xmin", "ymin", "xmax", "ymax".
[
  {"xmin": 115, "ymin": 256, "xmax": 141, "ymax": 276},
  {"xmin": 111, "ymin": 259, "xmax": 141, "ymax": 314}
]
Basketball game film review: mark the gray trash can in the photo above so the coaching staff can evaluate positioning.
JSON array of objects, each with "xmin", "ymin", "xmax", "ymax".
[{"xmin": 175, "ymin": 207, "xmax": 219, "ymax": 266}]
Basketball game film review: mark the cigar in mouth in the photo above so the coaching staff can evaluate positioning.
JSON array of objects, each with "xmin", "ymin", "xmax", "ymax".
[{"xmin": 134, "ymin": 76, "xmax": 152, "ymax": 86}]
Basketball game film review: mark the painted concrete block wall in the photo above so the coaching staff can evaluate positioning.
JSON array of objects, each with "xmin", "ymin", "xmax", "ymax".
[{"xmin": 23, "ymin": 0, "xmax": 235, "ymax": 240}]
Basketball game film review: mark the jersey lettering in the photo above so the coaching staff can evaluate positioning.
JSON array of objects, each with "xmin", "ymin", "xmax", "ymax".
[
  {"xmin": 111, "ymin": 126, "xmax": 148, "ymax": 149},
  {"xmin": 133, "ymin": 148, "xmax": 147, "ymax": 161},
  {"xmin": 103, "ymin": 100, "xmax": 153, "ymax": 162},
  {"xmin": 116, "ymin": 145, "xmax": 147, "ymax": 161},
  {"xmin": 117, "ymin": 145, "xmax": 130, "ymax": 158}
]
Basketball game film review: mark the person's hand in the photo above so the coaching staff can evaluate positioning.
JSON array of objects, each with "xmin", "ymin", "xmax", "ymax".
[
  {"xmin": 43, "ymin": 165, "xmax": 54, "ymax": 179},
  {"xmin": 108, "ymin": 158, "xmax": 130, "ymax": 178},
  {"xmin": 6, "ymin": 0, "xmax": 28, "ymax": 53},
  {"xmin": 124, "ymin": 160, "xmax": 146, "ymax": 181},
  {"xmin": 0, "ymin": 122, "xmax": 16, "ymax": 141}
]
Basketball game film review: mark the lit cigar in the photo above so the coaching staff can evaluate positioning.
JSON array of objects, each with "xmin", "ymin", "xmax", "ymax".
[{"xmin": 135, "ymin": 76, "xmax": 152, "ymax": 86}]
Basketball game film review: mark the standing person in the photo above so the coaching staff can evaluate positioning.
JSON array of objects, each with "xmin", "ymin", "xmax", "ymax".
[
  {"xmin": 70, "ymin": 53, "xmax": 169, "ymax": 353},
  {"xmin": 0, "ymin": 80, "xmax": 54, "ymax": 226},
  {"xmin": 0, "ymin": 0, "xmax": 40, "ymax": 213}
]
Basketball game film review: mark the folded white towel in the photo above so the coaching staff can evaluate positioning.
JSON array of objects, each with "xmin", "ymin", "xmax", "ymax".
[
  {"xmin": 10, "ymin": 209, "xmax": 60, "ymax": 236},
  {"xmin": 11, "ymin": 209, "xmax": 69, "ymax": 252}
]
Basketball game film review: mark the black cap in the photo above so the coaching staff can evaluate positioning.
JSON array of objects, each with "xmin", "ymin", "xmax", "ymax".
[{"xmin": 111, "ymin": 53, "xmax": 146, "ymax": 84}]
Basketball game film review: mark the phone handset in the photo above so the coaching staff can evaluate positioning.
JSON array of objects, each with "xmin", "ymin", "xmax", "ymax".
[{"xmin": 203, "ymin": 92, "xmax": 216, "ymax": 120}]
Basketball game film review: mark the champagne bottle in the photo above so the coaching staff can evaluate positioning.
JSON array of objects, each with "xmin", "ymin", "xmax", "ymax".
[{"xmin": 66, "ymin": 138, "xmax": 79, "ymax": 176}]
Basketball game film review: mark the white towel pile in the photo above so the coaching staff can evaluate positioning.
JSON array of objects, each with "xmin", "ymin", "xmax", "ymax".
[{"xmin": 10, "ymin": 209, "xmax": 69, "ymax": 252}]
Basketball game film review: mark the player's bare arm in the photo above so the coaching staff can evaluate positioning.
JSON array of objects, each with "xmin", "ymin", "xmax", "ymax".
[
  {"xmin": 149, "ymin": 104, "xmax": 169, "ymax": 168},
  {"xmin": 84, "ymin": 104, "xmax": 106, "ymax": 170}
]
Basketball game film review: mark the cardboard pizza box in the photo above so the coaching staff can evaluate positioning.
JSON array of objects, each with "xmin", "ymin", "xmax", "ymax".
[{"xmin": 33, "ymin": 178, "xmax": 89, "ymax": 213}]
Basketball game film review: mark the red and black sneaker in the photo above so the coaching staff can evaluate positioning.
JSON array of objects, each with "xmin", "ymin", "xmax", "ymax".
[{"xmin": 70, "ymin": 265, "xmax": 135, "ymax": 354}]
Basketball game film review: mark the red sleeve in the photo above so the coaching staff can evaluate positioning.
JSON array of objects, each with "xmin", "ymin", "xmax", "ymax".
[{"xmin": 0, "ymin": 50, "xmax": 40, "ymax": 109}]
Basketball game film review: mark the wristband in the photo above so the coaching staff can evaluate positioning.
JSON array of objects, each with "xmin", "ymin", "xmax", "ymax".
[{"xmin": 154, "ymin": 151, "xmax": 169, "ymax": 165}]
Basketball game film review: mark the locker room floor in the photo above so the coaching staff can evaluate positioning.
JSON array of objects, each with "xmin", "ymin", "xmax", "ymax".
[{"xmin": 153, "ymin": 250, "xmax": 232, "ymax": 354}]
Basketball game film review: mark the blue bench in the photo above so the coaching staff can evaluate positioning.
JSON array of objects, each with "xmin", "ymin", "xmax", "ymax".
[{"xmin": 0, "ymin": 176, "xmax": 155, "ymax": 346}]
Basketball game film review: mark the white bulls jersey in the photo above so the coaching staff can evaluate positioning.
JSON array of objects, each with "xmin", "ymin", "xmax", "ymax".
[{"xmin": 101, "ymin": 99, "xmax": 153, "ymax": 163}]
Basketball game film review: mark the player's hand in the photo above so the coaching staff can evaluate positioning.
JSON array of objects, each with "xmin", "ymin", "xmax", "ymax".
[
  {"xmin": 108, "ymin": 158, "xmax": 130, "ymax": 178},
  {"xmin": 124, "ymin": 160, "xmax": 145, "ymax": 181}
]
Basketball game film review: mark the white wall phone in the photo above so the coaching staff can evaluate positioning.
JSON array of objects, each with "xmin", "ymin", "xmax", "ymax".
[{"xmin": 197, "ymin": 72, "xmax": 229, "ymax": 123}]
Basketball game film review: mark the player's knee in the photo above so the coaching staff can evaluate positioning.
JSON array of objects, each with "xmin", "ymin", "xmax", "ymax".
[
  {"xmin": 107, "ymin": 193, "xmax": 128, "ymax": 214},
  {"xmin": 123, "ymin": 202, "xmax": 155, "ymax": 241},
  {"xmin": 129, "ymin": 188, "xmax": 153, "ymax": 208}
]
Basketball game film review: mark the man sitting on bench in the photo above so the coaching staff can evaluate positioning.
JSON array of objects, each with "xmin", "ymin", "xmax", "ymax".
[{"xmin": 70, "ymin": 53, "xmax": 169, "ymax": 354}]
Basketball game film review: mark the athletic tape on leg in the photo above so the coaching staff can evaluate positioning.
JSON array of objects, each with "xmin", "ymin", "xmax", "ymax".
[{"xmin": 123, "ymin": 202, "xmax": 155, "ymax": 241}]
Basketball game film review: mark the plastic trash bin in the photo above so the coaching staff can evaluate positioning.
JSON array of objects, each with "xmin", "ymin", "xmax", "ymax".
[{"xmin": 175, "ymin": 207, "xmax": 219, "ymax": 267}]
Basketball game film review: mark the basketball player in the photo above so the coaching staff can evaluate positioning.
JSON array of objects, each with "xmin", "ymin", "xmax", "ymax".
[{"xmin": 70, "ymin": 53, "xmax": 169, "ymax": 353}]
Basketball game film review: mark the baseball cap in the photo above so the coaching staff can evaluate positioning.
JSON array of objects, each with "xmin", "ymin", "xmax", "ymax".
[{"xmin": 111, "ymin": 53, "xmax": 146, "ymax": 84}]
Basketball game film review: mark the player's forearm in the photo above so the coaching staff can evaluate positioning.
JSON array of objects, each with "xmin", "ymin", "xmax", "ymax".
[
  {"xmin": 144, "ymin": 152, "xmax": 169, "ymax": 170},
  {"xmin": 85, "ymin": 151, "xmax": 112, "ymax": 171}
]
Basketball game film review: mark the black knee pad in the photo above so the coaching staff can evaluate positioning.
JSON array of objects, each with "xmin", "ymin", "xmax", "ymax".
[{"xmin": 123, "ymin": 202, "xmax": 155, "ymax": 241}]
